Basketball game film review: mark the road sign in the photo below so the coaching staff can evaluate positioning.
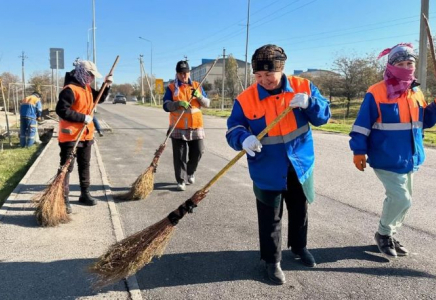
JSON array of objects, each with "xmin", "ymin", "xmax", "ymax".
[
  {"xmin": 155, "ymin": 79, "xmax": 164, "ymax": 94},
  {"xmin": 50, "ymin": 48, "xmax": 64, "ymax": 69}
]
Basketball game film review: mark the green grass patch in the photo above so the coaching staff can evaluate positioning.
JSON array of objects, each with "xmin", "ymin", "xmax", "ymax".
[{"xmin": 0, "ymin": 135, "xmax": 43, "ymax": 206}]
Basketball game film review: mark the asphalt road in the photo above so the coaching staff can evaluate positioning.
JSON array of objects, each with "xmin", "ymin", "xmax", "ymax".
[{"xmin": 95, "ymin": 101, "xmax": 436, "ymax": 300}]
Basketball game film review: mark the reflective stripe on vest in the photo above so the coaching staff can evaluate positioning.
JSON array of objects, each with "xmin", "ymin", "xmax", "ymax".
[
  {"xmin": 58, "ymin": 84, "xmax": 95, "ymax": 143},
  {"xmin": 261, "ymin": 124, "xmax": 309, "ymax": 145},
  {"xmin": 168, "ymin": 81, "xmax": 203, "ymax": 129}
]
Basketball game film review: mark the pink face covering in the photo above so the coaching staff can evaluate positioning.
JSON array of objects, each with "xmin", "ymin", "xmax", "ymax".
[{"xmin": 384, "ymin": 63, "xmax": 415, "ymax": 100}]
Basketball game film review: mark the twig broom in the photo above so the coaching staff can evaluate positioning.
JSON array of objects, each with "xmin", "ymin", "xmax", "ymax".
[
  {"xmin": 33, "ymin": 56, "xmax": 120, "ymax": 227},
  {"xmin": 117, "ymin": 56, "xmax": 220, "ymax": 201},
  {"xmin": 89, "ymin": 104, "xmax": 295, "ymax": 288}
]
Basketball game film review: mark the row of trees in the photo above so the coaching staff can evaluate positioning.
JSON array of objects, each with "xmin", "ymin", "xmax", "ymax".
[{"xmin": 2, "ymin": 49, "xmax": 436, "ymax": 114}]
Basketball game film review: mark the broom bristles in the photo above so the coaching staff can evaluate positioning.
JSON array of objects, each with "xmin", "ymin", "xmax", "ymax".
[
  {"xmin": 89, "ymin": 217, "xmax": 175, "ymax": 288},
  {"xmin": 33, "ymin": 170, "xmax": 71, "ymax": 227},
  {"xmin": 115, "ymin": 166, "xmax": 155, "ymax": 200}
]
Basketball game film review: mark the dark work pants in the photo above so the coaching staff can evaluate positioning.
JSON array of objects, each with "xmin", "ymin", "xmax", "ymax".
[
  {"xmin": 171, "ymin": 138, "xmax": 205, "ymax": 184},
  {"xmin": 59, "ymin": 142, "xmax": 93, "ymax": 190},
  {"xmin": 256, "ymin": 168, "xmax": 308, "ymax": 263},
  {"xmin": 20, "ymin": 117, "xmax": 37, "ymax": 147}
]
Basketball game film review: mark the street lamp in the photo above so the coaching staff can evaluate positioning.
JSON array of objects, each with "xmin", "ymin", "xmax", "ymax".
[
  {"xmin": 87, "ymin": 27, "xmax": 96, "ymax": 61},
  {"xmin": 138, "ymin": 36, "xmax": 153, "ymax": 78}
]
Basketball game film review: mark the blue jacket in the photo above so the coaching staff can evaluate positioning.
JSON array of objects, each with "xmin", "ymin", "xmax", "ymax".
[
  {"xmin": 20, "ymin": 94, "xmax": 42, "ymax": 119},
  {"xmin": 226, "ymin": 75, "xmax": 331, "ymax": 191},
  {"xmin": 350, "ymin": 80, "xmax": 436, "ymax": 173}
]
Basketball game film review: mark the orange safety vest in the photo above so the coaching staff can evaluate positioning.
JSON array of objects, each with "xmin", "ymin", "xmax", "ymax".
[
  {"xmin": 168, "ymin": 81, "xmax": 203, "ymax": 129},
  {"xmin": 58, "ymin": 84, "xmax": 95, "ymax": 143},
  {"xmin": 368, "ymin": 81, "xmax": 427, "ymax": 125},
  {"xmin": 237, "ymin": 76, "xmax": 312, "ymax": 138}
]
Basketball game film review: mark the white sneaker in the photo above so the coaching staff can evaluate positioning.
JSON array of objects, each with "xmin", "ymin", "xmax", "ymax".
[
  {"xmin": 176, "ymin": 182, "xmax": 186, "ymax": 191},
  {"xmin": 187, "ymin": 175, "xmax": 195, "ymax": 184}
]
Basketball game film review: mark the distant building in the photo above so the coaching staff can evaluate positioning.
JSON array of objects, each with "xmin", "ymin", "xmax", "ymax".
[
  {"xmin": 293, "ymin": 70, "xmax": 304, "ymax": 75},
  {"xmin": 190, "ymin": 58, "xmax": 251, "ymax": 92}
]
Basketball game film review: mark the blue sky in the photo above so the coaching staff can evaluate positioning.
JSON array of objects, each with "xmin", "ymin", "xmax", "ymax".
[{"xmin": 0, "ymin": 0, "xmax": 433, "ymax": 85}]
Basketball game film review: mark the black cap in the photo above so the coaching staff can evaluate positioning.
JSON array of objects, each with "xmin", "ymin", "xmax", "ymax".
[
  {"xmin": 251, "ymin": 44, "xmax": 287, "ymax": 73},
  {"xmin": 176, "ymin": 60, "xmax": 190, "ymax": 73},
  {"xmin": 32, "ymin": 91, "xmax": 42, "ymax": 98}
]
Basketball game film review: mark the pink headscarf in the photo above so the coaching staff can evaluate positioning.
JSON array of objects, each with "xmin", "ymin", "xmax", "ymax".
[{"xmin": 377, "ymin": 43, "xmax": 417, "ymax": 100}]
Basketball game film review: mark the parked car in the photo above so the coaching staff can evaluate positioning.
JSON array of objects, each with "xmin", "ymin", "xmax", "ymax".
[
  {"xmin": 130, "ymin": 96, "xmax": 138, "ymax": 102},
  {"xmin": 113, "ymin": 94, "xmax": 127, "ymax": 104}
]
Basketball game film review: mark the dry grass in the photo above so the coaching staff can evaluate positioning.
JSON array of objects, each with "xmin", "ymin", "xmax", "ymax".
[
  {"xmin": 33, "ymin": 170, "xmax": 70, "ymax": 227},
  {"xmin": 89, "ymin": 217, "xmax": 175, "ymax": 288},
  {"xmin": 116, "ymin": 166, "xmax": 155, "ymax": 200}
]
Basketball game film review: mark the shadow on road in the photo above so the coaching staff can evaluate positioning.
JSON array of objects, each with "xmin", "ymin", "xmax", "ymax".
[
  {"xmin": 0, "ymin": 259, "xmax": 126, "ymax": 300},
  {"xmin": 135, "ymin": 249, "xmax": 435, "ymax": 289}
]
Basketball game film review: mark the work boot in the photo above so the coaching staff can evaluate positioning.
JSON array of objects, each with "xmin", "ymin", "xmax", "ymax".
[
  {"xmin": 292, "ymin": 247, "xmax": 316, "ymax": 267},
  {"xmin": 64, "ymin": 195, "xmax": 72, "ymax": 214},
  {"xmin": 265, "ymin": 262, "xmax": 286, "ymax": 285},
  {"xmin": 187, "ymin": 174, "xmax": 195, "ymax": 184},
  {"xmin": 79, "ymin": 188, "xmax": 98, "ymax": 206},
  {"xmin": 374, "ymin": 232, "xmax": 397, "ymax": 258},
  {"xmin": 393, "ymin": 237, "xmax": 409, "ymax": 256},
  {"xmin": 176, "ymin": 182, "xmax": 186, "ymax": 191}
]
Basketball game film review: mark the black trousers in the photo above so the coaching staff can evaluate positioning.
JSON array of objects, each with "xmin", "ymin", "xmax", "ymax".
[
  {"xmin": 171, "ymin": 138, "xmax": 204, "ymax": 184},
  {"xmin": 256, "ymin": 168, "xmax": 308, "ymax": 263},
  {"xmin": 59, "ymin": 141, "xmax": 93, "ymax": 190}
]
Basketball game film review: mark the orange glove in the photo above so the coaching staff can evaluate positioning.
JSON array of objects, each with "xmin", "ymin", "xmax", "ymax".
[{"xmin": 353, "ymin": 154, "xmax": 367, "ymax": 171}]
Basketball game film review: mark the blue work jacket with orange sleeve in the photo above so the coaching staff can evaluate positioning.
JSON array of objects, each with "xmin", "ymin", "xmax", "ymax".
[
  {"xmin": 349, "ymin": 80, "xmax": 436, "ymax": 174},
  {"xmin": 20, "ymin": 94, "xmax": 42, "ymax": 119},
  {"xmin": 226, "ymin": 74, "xmax": 331, "ymax": 191}
]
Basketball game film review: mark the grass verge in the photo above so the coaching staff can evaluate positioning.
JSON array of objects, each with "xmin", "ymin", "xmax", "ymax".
[{"xmin": 0, "ymin": 135, "xmax": 44, "ymax": 207}]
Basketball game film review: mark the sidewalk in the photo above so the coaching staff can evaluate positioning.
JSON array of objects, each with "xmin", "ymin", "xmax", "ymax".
[{"xmin": 0, "ymin": 120, "xmax": 142, "ymax": 300}]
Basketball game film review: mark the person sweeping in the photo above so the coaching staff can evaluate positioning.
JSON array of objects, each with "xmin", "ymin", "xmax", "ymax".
[
  {"xmin": 163, "ymin": 60, "xmax": 211, "ymax": 191},
  {"xmin": 56, "ymin": 59, "xmax": 113, "ymax": 214},
  {"xmin": 226, "ymin": 44, "xmax": 331, "ymax": 284}
]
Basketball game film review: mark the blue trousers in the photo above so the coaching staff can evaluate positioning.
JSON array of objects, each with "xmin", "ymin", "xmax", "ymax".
[{"xmin": 20, "ymin": 117, "xmax": 37, "ymax": 147}]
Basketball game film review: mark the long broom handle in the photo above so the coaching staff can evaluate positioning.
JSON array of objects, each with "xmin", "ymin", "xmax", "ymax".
[
  {"xmin": 423, "ymin": 14, "xmax": 436, "ymax": 82},
  {"xmin": 163, "ymin": 56, "xmax": 220, "ymax": 145},
  {"xmin": 201, "ymin": 105, "xmax": 294, "ymax": 192},
  {"xmin": 61, "ymin": 56, "xmax": 120, "ymax": 170}
]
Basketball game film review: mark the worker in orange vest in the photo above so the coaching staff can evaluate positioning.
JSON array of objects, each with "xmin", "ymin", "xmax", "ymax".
[
  {"xmin": 163, "ymin": 60, "xmax": 210, "ymax": 191},
  {"xmin": 56, "ymin": 60, "xmax": 112, "ymax": 214},
  {"xmin": 226, "ymin": 44, "xmax": 331, "ymax": 284}
]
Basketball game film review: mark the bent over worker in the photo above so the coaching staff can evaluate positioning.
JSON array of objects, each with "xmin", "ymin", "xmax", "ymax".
[
  {"xmin": 226, "ymin": 44, "xmax": 331, "ymax": 285},
  {"xmin": 350, "ymin": 43, "xmax": 436, "ymax": 258},
  {"xmin": 19, "ymin": 91, "xmax": 42, "ymax": 147},
  {"xmin": 56, "ymin": 60, "xmax": 112, "ymax": 214},
  {"xmin": 163, "ymin": 60, "xmax": 211, "ymax": 191}
]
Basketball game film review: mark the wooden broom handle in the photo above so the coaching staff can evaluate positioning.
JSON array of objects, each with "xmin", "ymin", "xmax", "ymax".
[{"xmin": 423, "ymin": 15, "xmax": 436, "ymax": 82}]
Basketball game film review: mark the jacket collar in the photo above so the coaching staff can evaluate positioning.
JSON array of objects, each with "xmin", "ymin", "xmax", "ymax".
[{"xmin": 257, "ymin": 74, "xmax": 294, "ymax": 101}]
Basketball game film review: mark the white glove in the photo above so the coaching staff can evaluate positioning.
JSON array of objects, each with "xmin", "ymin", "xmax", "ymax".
[
  {"xmin": 105, "ymin": 75, "xmax": 113, "ymax": 86},
  {"xmin": 289, "ymin": 93, "xmax": 309, "ymax": 109},
  {"xmin": 84, "ymin": 115, "xmax": 93, "ymax": 124},
  {"xmin": 242, "ymin": 135, "xmax": 262, "ymax": 157}
]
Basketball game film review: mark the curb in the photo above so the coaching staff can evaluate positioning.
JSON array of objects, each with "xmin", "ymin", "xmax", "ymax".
[
  {"xmin": 0, "ymin": 138, "xmax": 54, "ymax": 221},
  {"xmin": 93, "ymin": 142, "xmax": 143, "ymax": 300}
]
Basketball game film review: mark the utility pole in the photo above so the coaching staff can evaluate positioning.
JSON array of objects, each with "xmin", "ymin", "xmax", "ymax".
[
  {"xmin": 244, "ymin": 0, "xmax": 251, "ymax": 89},
  {"xmin": 19, "ymin": 51, "xmax": 27, "ymax": 99},
  {"xmin": 418, "ymin": 0, "xmax": 429, "ymax": 93},
  {"xmin": 221, "ymin": 48, "xmax": 226, "ymax": 110},
  {"xmin": 140, "ymin": 55, "xmax": 145, "ymax": 104},
  {"xmin": 92, "ymin": 0, "xmax": 97, "ymax": 89}
]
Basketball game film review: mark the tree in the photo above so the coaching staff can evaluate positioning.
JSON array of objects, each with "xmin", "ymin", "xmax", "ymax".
[
  {"xmin": 333, "ymin": 54, "xmax": 382, "ymax": 117},
  {"xmin": 225, "ymin": 55, "xmax": 240, "ymax": 100},
  {"xmin": 202, "ymin": 81, "xmax": 212, "ymax": 93},
  {"xmin": 0, "ymin": 72, "xmax": 20, "ymax": 111}
]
